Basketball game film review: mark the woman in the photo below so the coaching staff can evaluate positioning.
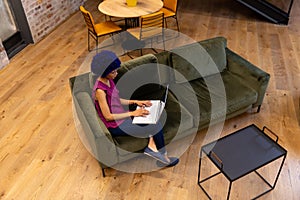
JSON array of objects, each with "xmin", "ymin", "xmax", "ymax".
[{"xmin": 91, "ymin": 50, "xmax": 178, "ymax": 166}]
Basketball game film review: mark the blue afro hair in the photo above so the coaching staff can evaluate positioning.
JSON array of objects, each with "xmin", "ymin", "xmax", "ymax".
[{"xmin": 91, "ymin": 50, "xmax": 121, "ymax": 77}]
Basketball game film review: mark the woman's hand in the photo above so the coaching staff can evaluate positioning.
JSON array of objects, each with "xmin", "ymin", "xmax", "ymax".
[
  {"xmin": 136, "ymin": 100, "xmax": 152, "ymax": 107},
  {"xmin": 131, "ymin": 107, "xmax": 149, "ymax": 117}
]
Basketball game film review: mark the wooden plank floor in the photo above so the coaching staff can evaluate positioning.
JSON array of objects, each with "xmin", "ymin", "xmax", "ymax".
[{"xmin": 1, "ymin": 0, "xmax": 300, "ymax": 199}]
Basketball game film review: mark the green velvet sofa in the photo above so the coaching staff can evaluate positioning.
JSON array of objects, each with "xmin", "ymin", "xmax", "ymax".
[
  {"xmin": 155, "ymin": 36, "xmax": 270, "ymax": 129},
  {"xmin": 69, "ymin": 36, "xmax": 270, "ymax": 176}
]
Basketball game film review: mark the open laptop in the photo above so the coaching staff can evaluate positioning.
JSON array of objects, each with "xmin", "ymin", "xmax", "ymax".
[{"xmin": 132, "ymin": 85, "xmax": 169, "ymax": 124}]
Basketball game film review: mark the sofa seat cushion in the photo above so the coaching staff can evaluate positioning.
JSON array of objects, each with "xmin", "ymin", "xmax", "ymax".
[
  {"xmin": 162, "ymin": 92, "xmax": 194, "ymax": 142},
  {"xmin": 222, "ymin": 71, "xmax": 258, "ymax": 114},
  {"xmin": 111, "ymin": 91, "xmax": 194, "ymax": 156},
  {"xmin": 176, "ymin": 70, "xmax": 258, "ymax": 125}
]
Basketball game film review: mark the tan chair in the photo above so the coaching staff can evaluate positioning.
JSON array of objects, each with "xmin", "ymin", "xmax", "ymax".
[
  {"xmin": 126, "ymin": 11, "xmax": 165, "ymax": 56},
  {"xmin": 160, "ymin": 0, "xmax": 180, "ymax": 31},
  {"xmin": 80, "ymin": 6, "xmax": 122, "ymax": 51}
]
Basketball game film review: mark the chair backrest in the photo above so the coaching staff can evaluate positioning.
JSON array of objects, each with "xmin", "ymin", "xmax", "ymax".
[
  {"xmin": 140, "ymin": 11, "xmax": 164, "ymax": 40},
  {"xmin": 163, "ymin": 0, "xmax": 178, "ymax": 13},
  {"xmin": 79, "ymin": 6, "xmax": 96, "ymax": 35}
]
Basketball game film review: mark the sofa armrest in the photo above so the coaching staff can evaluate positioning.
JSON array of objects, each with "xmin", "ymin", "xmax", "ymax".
[
  {"xmin": 73, "ymin": 92, "xmax": 119, "ymax": 167},
  {"xmin": 226, "ymin": 48, "xmax": 270, "ymax": 109}
]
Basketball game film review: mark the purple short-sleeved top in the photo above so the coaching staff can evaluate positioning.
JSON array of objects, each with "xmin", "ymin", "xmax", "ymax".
[{"xmin": 92, "ymin": 79, "xmax": 126, "ymax": 128}]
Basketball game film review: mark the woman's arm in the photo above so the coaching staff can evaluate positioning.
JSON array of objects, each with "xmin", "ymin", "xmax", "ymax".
[
  {"xmin": 120, "ymin": 98, "xmax": 136, "ymax": 105},
  {"xmin": 96, "ymin": 89, "xmax": 149, "ymax": 121},
  {"xmin": 120, "ymin": 98, "xmax": 152, "ymax": 107}
]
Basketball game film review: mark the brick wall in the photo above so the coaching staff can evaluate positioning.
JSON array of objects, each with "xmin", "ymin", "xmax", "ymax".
[{"xmin": 21, "ymin": 0, "xmax": 85, "ymax": 42}]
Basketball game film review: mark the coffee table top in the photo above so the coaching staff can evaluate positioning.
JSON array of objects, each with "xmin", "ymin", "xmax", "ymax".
[
  {"xmin": 202, "ymin": 124, "xmax": 287, "ymax": 181},
  {"xmin": 98, "ymin": 0, "xmax": 163, "ymax": 18}
]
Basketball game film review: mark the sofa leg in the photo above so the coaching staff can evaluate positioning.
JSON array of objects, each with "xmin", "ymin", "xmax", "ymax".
[
  {"xmin": 101, "ymin": 168, "xmax": 106, "ymax": 177},
  {"xmin": 257, "ymin": 105, "xmax": 261, "ymax": 113}
]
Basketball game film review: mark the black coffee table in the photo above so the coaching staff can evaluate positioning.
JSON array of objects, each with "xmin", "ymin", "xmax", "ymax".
[{"xmin": 197, "ymin": 124, "xmax": 287, "ymax": 200}]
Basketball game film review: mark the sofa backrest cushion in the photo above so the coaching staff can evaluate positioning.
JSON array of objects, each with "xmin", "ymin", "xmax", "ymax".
[
  {"xmin": 170, "ymin": 37, "xmax": 227, "ymax": 83},
  {"xmin": 114, "ymin": 54, "xmax": 162, "ymax": 99},
  {"xmin": 87, "ymin": 54, "xmax": 160, "ymax": 99},
  {"xmin": 199, "ymin": 37, "xmax": 227, "ymax": 72},
  {"xmin": 120, "ymin": 54, "xmax": 158, "ymax": 72}
]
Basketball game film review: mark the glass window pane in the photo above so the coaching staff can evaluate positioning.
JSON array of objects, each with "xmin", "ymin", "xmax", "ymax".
[{"xmin": 0, "ymin": 0, "xmax": 18, "ymax": 40}]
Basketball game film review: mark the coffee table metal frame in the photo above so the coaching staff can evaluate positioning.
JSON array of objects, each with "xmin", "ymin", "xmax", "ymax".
[{"xmin": 197, "ymin": 124, "xmax": 287, "ymax": 200}]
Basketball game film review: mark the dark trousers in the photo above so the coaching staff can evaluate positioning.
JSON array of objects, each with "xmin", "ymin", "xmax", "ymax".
[{"xmin": 108, "ymin": 119, "xmax": 166, "ymax": 154}]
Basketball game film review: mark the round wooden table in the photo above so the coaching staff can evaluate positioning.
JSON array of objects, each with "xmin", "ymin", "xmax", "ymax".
[{"xmin": 98, "ymin": 0, "xmax": 163, "ymax": 18}]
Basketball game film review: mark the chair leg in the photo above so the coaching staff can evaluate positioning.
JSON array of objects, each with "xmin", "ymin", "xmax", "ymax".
[
  {"xmin": 123, "ymin": 48, "xmax": 135, "ymax": 59},
  {"xmin": 101, "ymin": 168, "xmax": 106, "ymax": 177},
  {"xmin": 175, "ymin": 16, "xmax": 180, "ymax": 32},
  {"xmin": 111, "ymin": 32, "xmax": 121, "ymax": 43},
  {"xmin": 164, "ymin": 18, "xmax": 168, "ymax": 29},
  {"xmin": 88, "ymin": 32, "xmax": 91, "ymax": 52},
  {"xmin": 164, "ymin": 17, "xmax": 180, "ymax": 32},
  {"xmin": 257, "ymin": 105, "xmax": 261, "ymax": 113},
  {"xmin": 127, "ymin": 52, "xmax": 134, "ymax": 59},
  {"xmin": 162, "ymin": 34, "xmax": 165, "ymax": 51},
  {"xmin": 96, "ymin": 37, "xmax": 99, "ymax": 53}
]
